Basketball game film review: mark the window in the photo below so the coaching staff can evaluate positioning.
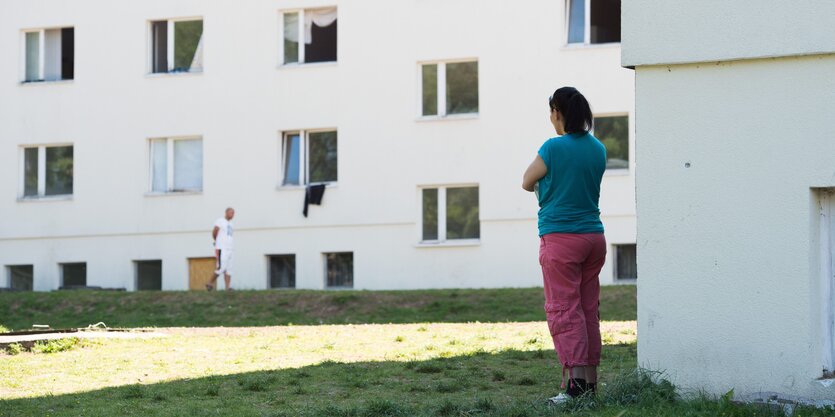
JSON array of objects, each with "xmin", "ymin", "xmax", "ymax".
[
  {"xmin": 815, "ymin": 189, "xmax": 835, "ymax": 375},
  {"xmin": 282, "ymin": 8, "xmax": 337, "ymax": 64},
  {"xmin": 325, "ymin": 252, "xmax": 353, "ymax": 288},
  {"xmin": 281, "ymin": 130, "xmax": 337, "ymax": 186},
  {"xmin": 21, "ymin": 145, "xmax": 73, "ymax": 198},
  {"xmin": 567, "ymin": 0, "xmax": 621, "ymax": 45},
  {"xmin": 614, "ymin": 244, "xmax": 637, "ymax": 280},
  {"xmin": 135, "ymin": 260, "xmax": 162, "ymax": 291},
  {"xmin": 421, "ymin": 186, "xmax": 480, "ymax": 243},
  {"xmin": 7, "ymin": 265, "xmax": 34, "ymax": 291},
  {"xmin": 150, "ymin": 137, "xmax": 203, "ymax": 192},
  {"xmin": 23, "ymin": 27, "xmax": 74, "ymax": 82},
  {"xmin": 421, "ymin": 60, "xmax": 479, "ymax": 117},
  {"xmin": 61, "ymin": 262, "xmax": 86, "ymax": 287},
  {"xmin": 269, "ymin": 255, "xmax": 296, "ymax": 289},
  {"xmin": 594, "ymin": 115, "xmax": 629, "ymax": 170},
  {"xmin": 150, "ymin": 18, "xmax": 203, "ymax": 73}
]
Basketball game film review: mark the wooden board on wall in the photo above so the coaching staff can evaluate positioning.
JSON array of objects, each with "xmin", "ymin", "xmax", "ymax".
[{"xmin": 188, "ymin": 257, "xmax": 216, "ymax": 291}]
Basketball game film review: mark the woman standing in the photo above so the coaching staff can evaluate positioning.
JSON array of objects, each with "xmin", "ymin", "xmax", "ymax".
[{"xmin": 522, "ymin": 87, "xmax": 607, "ymax": 403}]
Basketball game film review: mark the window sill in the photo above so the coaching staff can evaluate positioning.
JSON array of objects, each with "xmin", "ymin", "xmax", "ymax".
[
  {"xmin": 613, "ymin": 278, "xmax": 637, "ymax": 285},
  {"xmin": 144, "ymin": 191, "xmax": 203, "ymax": 197},
  {"xmin": 561, "ymin": 42, "xmax": 621, "ymax": 51},
  {"xmin": 145, "ymin": 71, "xmax": 204, "ymax": 78},
  {"xmin": 278, "ymin": 61, "xmax": 338, "ymax": 70},
  {"xmin": 415, "ymin": 239, "xmax": 481, "ymax": 248},
  {"xmin": 276, "ymin": 183, "xmax": 337, "ymax": 191},
  {"xmin": 604, "ymin": 169, "xmax": 630, "ymax": 177},
  {"xmin": 17, "ymin": 195, "xmax": 73, "ymax": 202},
  {"xmin": 19, "ymin": 79, "xmax": 74, "ymax": 86},
  {"xmin": 416, "ymin": 113, "xmax": 480, "ymax": 123}
]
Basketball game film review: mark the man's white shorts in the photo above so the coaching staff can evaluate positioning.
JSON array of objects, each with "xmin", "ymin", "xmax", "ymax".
[{"xmin": 216, "ymin": 249, "xmax": 234, "ymax": 276}]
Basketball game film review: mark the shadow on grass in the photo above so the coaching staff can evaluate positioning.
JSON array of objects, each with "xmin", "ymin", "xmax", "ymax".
[
  {"xmin": 0, "ymin": 343, "xmax": 813, "ymax": 417},
  {"xmin": 0, "ymin": 286, "xmax": 636, "ymax": 330}
]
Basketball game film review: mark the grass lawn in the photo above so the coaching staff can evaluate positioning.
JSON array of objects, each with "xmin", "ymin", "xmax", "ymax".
[
  {"xmin": 0, "ymin": 286, "xmax": 636, "ymax": 330},
  {"xmin": 1, "ymin": 286, "xmax": 832, "ymax": 416}
]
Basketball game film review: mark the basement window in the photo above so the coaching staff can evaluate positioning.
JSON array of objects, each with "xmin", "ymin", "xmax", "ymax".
[
  {"xmin": 420, "ymin": 60, "xmax": 479, "ymax": 118},
  {"xmin": 593, "ymin": 115, "xmax": 629, "ymax": 170},
  {"xmin": 281, "ymin": 130, "xmax": 338, "ymax": 186},
  {"xmin": 7, "ymin": 265, "xmax": 34, "ymax": 291},
  {"xmin": 135, "ymin": 260, "xmax": 162, "ymax": 291},
  {"xmin": 421, "ymin": 186, "xmax": 480, "ymax": 243},
  {"xmin": 269, "ymin": 255, "xmax": 296, "ymax": 289},
  {"xmin": 567, "ymin": 0, "xmax": 621, "ymax": 45},
  {"xmin": 150, "ymin": 18, "xmax": 204, "ymax": 73},
  {"xmin": 61, "ymin": 262, "xmax": 86, "ymax": 287},
  {"xmin": 21, "ymin": 145, "xmax": 73, "ymax": 199},
  {"xmin": 282, "ymin": 8, "xmax": 337, "ymax": 64},
  {"xmin": 325, "ymin": 252, "xmax": 353, "ymax": 288},
  {"xmin": 614, "ymin": 244, "xmax": 637, "ymax": 280},
  {"xmin": 149, "ymin": 137, "xmax": 203, "ymax": 193},
  {"xmin": 23, "ymin": 27, "xmax": 74, "ymax": 83}
]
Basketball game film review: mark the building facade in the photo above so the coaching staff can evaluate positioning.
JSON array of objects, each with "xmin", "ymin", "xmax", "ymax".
[
  {"xmin": 624, "ymin": 0, "xmax": 835, "ymax": 401},
  {"xmin": 1, "ymin": 0, "xmax": 635, "ymax": 292}
]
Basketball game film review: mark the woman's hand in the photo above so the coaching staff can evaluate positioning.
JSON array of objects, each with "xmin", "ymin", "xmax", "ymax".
[{"xmin": 522, "ymin": 155, "xmax": 547, "ymax": 192}]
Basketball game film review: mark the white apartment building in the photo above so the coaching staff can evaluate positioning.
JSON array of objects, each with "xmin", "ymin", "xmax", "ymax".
[
  {"xmin": 624, "ymin": 0, "xmax": 835, "ymax": 401},
  {"xmin": 0, "ymin": 0, "xmax": 635, "ymax": 291}
]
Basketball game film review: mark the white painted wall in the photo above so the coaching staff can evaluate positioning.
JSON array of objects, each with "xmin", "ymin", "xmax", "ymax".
[
  {"xmin": 0, "ymin": 0, "xmax": 635, "ymax": 291},
  {"xmin": 625, "ymin": 0, "xmax": 835, "ymax": 400}
]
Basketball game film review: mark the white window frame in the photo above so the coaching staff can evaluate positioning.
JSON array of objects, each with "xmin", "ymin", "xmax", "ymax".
[
  {"xmin": 278, "ymin": 7, "xmax": 338, "ymax": 66},
  {"xmin": 564, "ymin": 0, "xmax": 620, "ymax": 47},
  {"xmin": 18, "ymin": 144, "xmax": 74, "ymax": 200},
  {"xmin": 147, "ymin": 17, "xmax": 204, "ymax": 74},
  {"xmin": 417, "ymin": 59, "xmax": 479, "ymax": 120},
  {"xmin": 279, "ymin": 129, "xmax": 338, "ymax": 187},
  {"xmin": 417, "ymin": 184, "xmax": 481, "ymax": 246},
  {"xmin": 20, "ymin": 27, "xmax": 73, "ymax": 83},
  {"xmin": 593, "ymin": 112, "xmax": 631, "ymax": 175},
  {"xmin": 148, "ymin": 136, "xmax": 203, "ymax": 194}
]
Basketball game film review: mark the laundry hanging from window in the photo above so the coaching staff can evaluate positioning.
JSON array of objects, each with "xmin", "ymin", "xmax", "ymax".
[{"xmin": 303, "ymin": 184, "xmax": 327, "ymax": 217}]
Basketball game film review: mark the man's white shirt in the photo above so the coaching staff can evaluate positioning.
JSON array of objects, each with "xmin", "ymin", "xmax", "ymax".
[{"xmin": 214, "ymin": 218, "xmax": 234, "ymax": 250}]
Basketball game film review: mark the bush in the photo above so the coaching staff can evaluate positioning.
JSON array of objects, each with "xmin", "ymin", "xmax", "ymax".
[
  {"xmin": 31, "ymin": 337, "xmax": 81, "ymax": 354},
  {"xmin": 5, "ymin": 343, "xmax": 23, "ymax": 355}
]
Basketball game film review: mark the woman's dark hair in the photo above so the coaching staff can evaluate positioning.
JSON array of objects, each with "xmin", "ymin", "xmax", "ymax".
[{"xmin": 548, "ymin": 87, "xmax": 593, "ymax": 133}]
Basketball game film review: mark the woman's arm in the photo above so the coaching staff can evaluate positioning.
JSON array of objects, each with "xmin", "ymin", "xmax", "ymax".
[{"xmin": 522, "ymin": 155, "xmax": 547, "ymax": 192}]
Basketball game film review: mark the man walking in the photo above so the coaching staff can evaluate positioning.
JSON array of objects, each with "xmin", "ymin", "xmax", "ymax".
[{"xmin": 209, "ymin": 207, "xmax": 235, "ymax": 291}]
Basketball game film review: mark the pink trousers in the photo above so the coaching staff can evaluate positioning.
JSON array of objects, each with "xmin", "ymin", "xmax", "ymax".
[{"xmin": 539, "ymin": 233, "xmax": 607, "ymax": 379}]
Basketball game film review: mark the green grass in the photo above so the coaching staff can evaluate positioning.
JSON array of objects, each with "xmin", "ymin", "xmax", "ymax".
[
  {"xmin": 0, "ymin": 286, "xmax": 636, "ymax": 330},
  {"xmin": 1, "ymin": 286, "xmax": 830, "ymax": 416}
]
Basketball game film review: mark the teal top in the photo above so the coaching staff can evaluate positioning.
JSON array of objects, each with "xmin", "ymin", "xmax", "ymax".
[{"xmin": 536, "ymin": 131, "xmax": 606, "ymax": 236}]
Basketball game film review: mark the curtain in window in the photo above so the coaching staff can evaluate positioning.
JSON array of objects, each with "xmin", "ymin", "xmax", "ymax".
[
  {"xmin": 173, "ymin": 139, "xmax": 202, "ymax": 191},
  {"xmin": 568, "ymin": 0, "xmax": 585, "ymax": 43},
  {"xmin": 44, "ymin": 29, "xmax": 62, "ymax": 81},
  {"xmin": 190, "ymin": 33, "xmax": 204, "ymax": 71},
  {"xmin": 283, "ymin": 13, "xmax": 300, "ymax": 63},
  {"xmin": 304, "ymin": 7, "xmax": 337, "ymax": 44},
  {"xmin": 151, "ymin": 139, "xmax": 168, "ymax": 192}
]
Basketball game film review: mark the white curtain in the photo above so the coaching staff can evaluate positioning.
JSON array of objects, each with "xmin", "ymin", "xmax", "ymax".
[
  {"xmin": 173, "ymin": 139, "xmax": 202, "ymax": 191},
  {"xmin": 44, "ymin": 29, "xmax": 62, "ymax": 81},
  {"xmin": 284, "ymin": 12, "xmax": 300, "ymax": 42},
  {"xmin": 304, "ymin": 7, "xmax": 337, "ymax": 44},
  {"xmin": 151, "ymin": 139, "xmax": 167, "ymax": 192},
  {"xmin": 190, "ymin": 33, "xmax": 204, "ymax": 70}
]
